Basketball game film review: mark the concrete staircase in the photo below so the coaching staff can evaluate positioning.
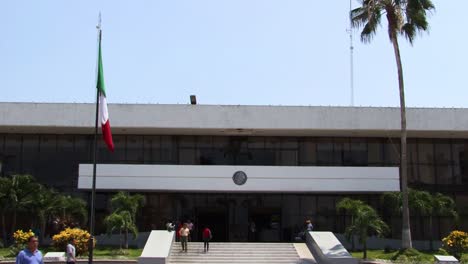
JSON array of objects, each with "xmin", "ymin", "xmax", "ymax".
[{"xmin": 168, "ymin": 242, "xmax": 302, "ymax": 264}]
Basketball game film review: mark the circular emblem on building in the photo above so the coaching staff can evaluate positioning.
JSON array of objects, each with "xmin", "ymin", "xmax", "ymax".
[{"xmin": 233, "ymin": 171, "xmax": 247, "ymax": 185}]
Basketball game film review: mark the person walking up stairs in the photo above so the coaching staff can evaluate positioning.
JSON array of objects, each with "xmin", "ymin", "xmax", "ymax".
[{"xmin": 202, "ymin": 226, "xmax": 212, "ymax": 253}]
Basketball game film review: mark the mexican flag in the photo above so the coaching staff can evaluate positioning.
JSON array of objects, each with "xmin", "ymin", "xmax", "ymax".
[{"xmin": 97, "ymin": 32, "xmax": 114, "ymax": 152}]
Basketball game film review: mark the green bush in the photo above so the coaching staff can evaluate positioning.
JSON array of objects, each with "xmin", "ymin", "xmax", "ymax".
[
  {"xmin": 391, "ymin": 248, "xmax": 425, "ymax": 263},
  {"xmin": 436, "ymin": 247, "xmax": 449, "ymax": 255}
]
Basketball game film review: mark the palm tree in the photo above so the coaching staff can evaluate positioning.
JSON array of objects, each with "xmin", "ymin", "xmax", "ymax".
[
  {"xmin": 337, "ymin": 198, "xmax": 389, "ymax": 259},
  {"xmin": 58, "ymin": 195, "xmax": 88, "ymax": 227},
  {"xmin": 7, "ymin": 174, "xmax": 39, "ymax": 234},
  {"xmin": 336, "ymin": 198, "xmax": 367, "ymax": 250},
  {"xmin": 382, "ymin": 189, "xmax": 458, "ymax": 250},
  {"xmin": 110, "ymin": 192, "xmax": 145, "ymax": 222},
  {"xmin": 104, "ymin": 211, "xmax": 138, "ymax": 250},
  {"xmin": 32, "ymin": 185, "xmax": 60, "ymax": 241},
  {"xmin": 0, "ymin": 177, "xmax": 9, "ymax": 244},
  {"xmin": 351, "ymin": 0, "xmax": 435, "ymax": 249},
  {"xmin": 429, "ymin": 193, "xmax": 458, "ymax": 250},
  {"xmin": 105, "ymin": 192, "xmax": 145, "ymax": 250}
]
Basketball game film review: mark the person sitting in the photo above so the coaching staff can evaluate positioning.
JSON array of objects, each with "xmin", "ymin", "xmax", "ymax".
[{"xmin": 166, "ymin": 220, "xmax": 175, "ymax": 232}]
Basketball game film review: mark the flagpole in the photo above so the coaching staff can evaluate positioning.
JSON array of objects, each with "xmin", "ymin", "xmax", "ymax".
[{"xmin": 88, "ymin": 13, "xmax": 102, "ymax": 264}]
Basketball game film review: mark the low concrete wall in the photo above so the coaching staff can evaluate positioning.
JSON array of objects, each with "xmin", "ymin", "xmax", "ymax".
[
  {"xmin": 335, "ymin": 233, "xmax": 443, "ymax": 251},
  {"xmin": 94, "ymin": 232, "xmax": 151, "ymax": 248},
  {"xmin": 306, "ymin": 231, "xmax": 358, "ymax": 264},
  {"xmin": 2, "ymin": 261, "xmax": 137, "ymax": 264},
  {"xmin": 37, "ymin": 232, "xmax": 151, "ymax": 248},
  {"xmin": 138, "ymin": 230, "xmax": 175, "ymax": 264}
]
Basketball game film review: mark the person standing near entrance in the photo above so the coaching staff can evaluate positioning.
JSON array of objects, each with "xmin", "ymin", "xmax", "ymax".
[
  {"xmin": 16, "ymin": 236, "xmax": 44, "ymax": 264},
  {"xmin": 202, "ymin": 226, "xmax": 212, "ymax": 253},
  {"xmin": 306, "ymin": 219, "xmax": 314, "ymax": 231},
  {"xmin": 179, "ymin": 223, "xmax": 190, "ymax": 252},
  {"xmin": 187, "ymin": 219, "xmax": 194, "ymax": 241},
  {"xmin": 66, "ymin": 238, "xmax": 77, "ymax": 264},
  {"xmin": 248, "ymin": 219, "xmax": 256, "ymax": 242}
]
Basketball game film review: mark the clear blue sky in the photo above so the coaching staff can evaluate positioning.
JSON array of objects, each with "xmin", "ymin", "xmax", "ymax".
[{"xmin": 0, "ymin": 1, "xmax": 466, "ymax": 107}]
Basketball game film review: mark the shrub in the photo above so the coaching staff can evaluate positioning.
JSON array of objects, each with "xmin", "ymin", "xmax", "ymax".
[
  {"xmin": 442, "ymin": 230, "xmax": 468, "ymax": 260},
  {"xmin": 436, "ymin": 247, "xmax": 449, "ymax": 255},
  {"xmin": 52, "ymin": 228, "xmax": 93, "ymax": 256},
  {"xmin": 391, "ymin": 248, "xmax": 425, "ymax": 263},
  {"xmin": 13, "ymin": 229, "xmax": 35, "ymax": 245},
  {"xmin": 384, "ymin": 245, "xmax": 394, "ymax": 253},
  {"xmin": 9, "ymin": 229, "xmax": 35, "ymax": 256}
]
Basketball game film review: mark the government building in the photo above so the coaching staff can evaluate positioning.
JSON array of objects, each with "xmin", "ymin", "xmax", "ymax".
[{"xmin": 0, "ymin": 102, "xmax": 466, "ymax": 242}]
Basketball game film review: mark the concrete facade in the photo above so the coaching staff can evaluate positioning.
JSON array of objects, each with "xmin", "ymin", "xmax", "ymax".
[{"xmin": 1, "ymin": 102, "xmax": 468, "ymax": 137}]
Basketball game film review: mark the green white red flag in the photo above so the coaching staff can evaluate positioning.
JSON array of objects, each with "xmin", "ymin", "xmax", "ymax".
[{"xmin": 97, "ymin": 32, "xmax": 114, "ymax": 152}]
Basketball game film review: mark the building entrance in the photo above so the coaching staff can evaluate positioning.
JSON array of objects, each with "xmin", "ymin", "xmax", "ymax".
[
  {"xmin": 249, "ymin": 207, "xmax": 282, "ymax": 242},
  {"xmin": 196, "ymin": 207, "xmax": 228, "ymax": 242}
]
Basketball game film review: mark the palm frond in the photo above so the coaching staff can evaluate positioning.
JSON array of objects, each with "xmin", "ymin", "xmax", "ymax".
[
  {"xmin": 350, "ymin": 0, "xmax": 384, "ymax": 43},
  {"xmin": 401, "ymin": 0, "xmax": 434, "ymax": 43},
  {"xmin": 401, "ymin": 23, "xmax": 416, "ymax": 44},
  {"xmin": 361, "ymin": 19, "xmax": 380, "ymax": 42},
  {"xmin": 351, "ymin": 7, "xmax": 369, "ymax": 28}
]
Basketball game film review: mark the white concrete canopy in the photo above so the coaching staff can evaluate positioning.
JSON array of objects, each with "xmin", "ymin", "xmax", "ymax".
[{"xmin": 78, "ymin": 164, "xmax": 399, "ymax": 193}]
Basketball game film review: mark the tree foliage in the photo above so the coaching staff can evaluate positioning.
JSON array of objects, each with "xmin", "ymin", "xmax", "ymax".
[
  {"xmin": 0, "ymin": 175, "xmax": 88, "ymax": 244},
  {"xmin": 105, "ymin": 192, "xmax": 145, "ymax": 250},
  {"xmin": 337, "ymin": 198, "xmax": 389, "ymax": 259},
  {"xmin": 104, "ymin": 211, "xmax": 138, "ymax": 250}
]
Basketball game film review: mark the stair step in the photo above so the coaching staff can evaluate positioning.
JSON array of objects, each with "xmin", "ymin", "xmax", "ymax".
[
  {"xmin": 168, "ymin": 242, "xmax": 300, "ymax": 264},
  {"xmin": 169, "ymin": 260, "xmax": 301, "ymax": 264},
  {"xmin": 171, "ymin": 256, "xmax": 299, "ymax": 258},
  {"xmin": 170, "ymin": 253, "xmax": 297, "ymax": 259},
  {"xmin": 169, "ymin": 259, "xmax": 302, "ymax": 264}
]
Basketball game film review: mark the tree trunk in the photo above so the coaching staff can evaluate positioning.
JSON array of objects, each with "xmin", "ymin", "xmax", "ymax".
[
  {"xmin": 350, "ymin": 216, "xmax": 355, "ymax": 251},
  {"xmin": 40, "ymin": 216, "xmax": 46, "ymax": 242},
  {"xmin": 124, "ymin": 229, "xmax": 128, "ymax": 249},
  {"xmin": 363, "ymin": 238, "xmax": 367, "ymax": 259},
  {"xmin": 1, "ymin": 212, "xmax": 7, "ymax": 245},
  {"xmin": 119, "ymin": 229, "xmax": 123, "ymax": 250},
  {"xmin": 391, "ymin": 33, "xmax": 412, "ymax": 249},
  {"xmin": 11, "ymin": 210, "xmax": 17, "ymax": 235},
  {"xmin": 429, "ymin": 215, "xmax": 434, "ymax": 251}
]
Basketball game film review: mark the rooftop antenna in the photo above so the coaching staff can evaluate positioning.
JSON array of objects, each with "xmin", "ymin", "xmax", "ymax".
[{"xmin": 348, "ymin": 0, "xmax": 355, "ymax": 106}]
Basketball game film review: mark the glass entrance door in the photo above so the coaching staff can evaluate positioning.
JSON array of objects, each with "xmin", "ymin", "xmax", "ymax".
[
  {"xmin": 196, "ymin": 207, "xmax": 228, "ymax": 242},
  {"xmin": 249, "ymin": 207, "xmax": 282, "ymax": 242}
]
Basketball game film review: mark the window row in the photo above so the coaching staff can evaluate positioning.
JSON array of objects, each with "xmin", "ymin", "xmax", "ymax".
[{"xmin": 1, "ymin": 134, "xmax": 468, "ymax": 186}]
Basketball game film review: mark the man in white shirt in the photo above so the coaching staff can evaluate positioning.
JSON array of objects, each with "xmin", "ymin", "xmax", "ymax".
[{"xmin": 66, "ymin": 239, "xmax": 76, "ymax": 264}]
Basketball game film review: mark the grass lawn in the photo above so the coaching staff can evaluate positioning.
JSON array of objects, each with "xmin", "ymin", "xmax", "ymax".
[
  {"xmin": 350, "ymin": 249, "xmax": 399, "ymax": 260},
  {"xmin": 92, "ymin": 247, "xmax": 143, "ymax": 259},
  {"xmin": 0, "ymin": 247, "xmax": 143, "ymax": 260},
  {"xmin": 350, "ymin": 249, "xmax": 468, "ymax": 263},
  {"xmin": 0, "ymin": 248, "xmax": 10, "ymax": 259}
]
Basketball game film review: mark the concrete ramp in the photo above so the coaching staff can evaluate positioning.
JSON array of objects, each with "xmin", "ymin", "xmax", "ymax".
[
  {"xmin": 306, "ymin": 231, "xmax": 358, "ymax": 264},
  {"xmin": 139, "ymin": 230, "xmax": 175, "ymax": 264}
]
